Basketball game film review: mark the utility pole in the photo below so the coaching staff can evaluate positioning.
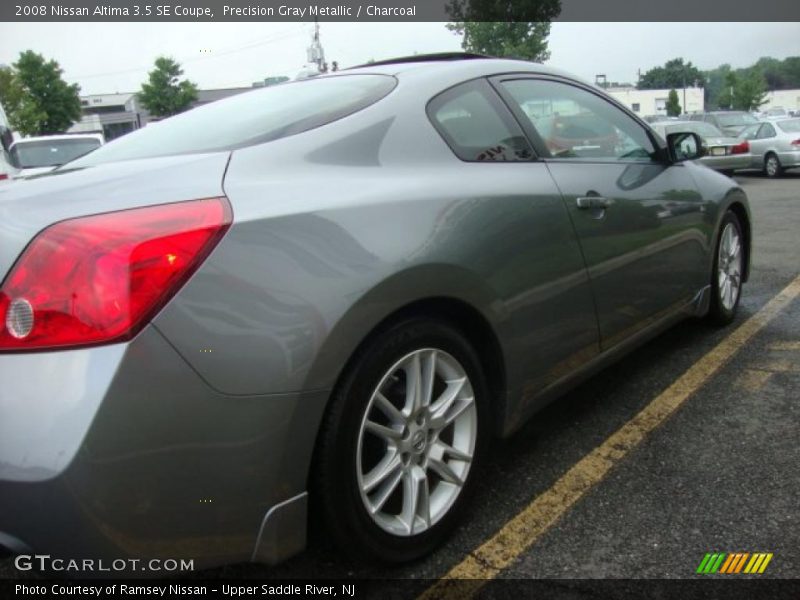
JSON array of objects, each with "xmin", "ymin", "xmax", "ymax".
[{"xmin": 307, "ymin": 19, "xmax": 326, "ymax": 73}]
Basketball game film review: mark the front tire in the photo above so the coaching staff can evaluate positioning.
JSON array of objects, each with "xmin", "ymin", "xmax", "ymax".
[
  {"xmin": 312, "ymin": 317, "xmax": 489, "ymax": 563},
  {"xmin": 708, "ymin": 210, "xmax": 744, "ymax": 325}
]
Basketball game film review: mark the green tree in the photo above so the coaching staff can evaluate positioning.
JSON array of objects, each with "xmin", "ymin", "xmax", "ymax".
[
  {"xmin": 446, "ymin": 0, "xmax": 561, "ymax": 61},
  {"xmin": 2, "ymin": 51, "xmax": 82, "ymax": 135},
  {"xmin": 732, "ymin": 71, "xmax": 768, "ymax": 111},
  {"xmin": 0, "ymin": 66, "xmax": 26, "ymax": 130},
  {"xmin": 704, "ymin": 64, "xmax": 733, "ymax": 110},
  {"xmin": 138, "ymin": 57, "xmax": 198, "ymax": 118},
  {"xmin": 665, "ymin": 89, "xmax": 681, "ymax": 116},
  {"xmin": 638, "ymin": 58, "xmax": 706, "ymax": 91}
]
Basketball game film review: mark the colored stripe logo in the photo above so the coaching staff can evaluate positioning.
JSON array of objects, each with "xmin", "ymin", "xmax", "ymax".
[{"xmin": 696, "ymin": 552, "xmax": 773, "ymax": 574}]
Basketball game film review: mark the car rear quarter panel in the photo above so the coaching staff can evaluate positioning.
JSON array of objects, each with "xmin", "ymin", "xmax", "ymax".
[{"xmin": 153, "ymin": 80, "xmax": 599, "ymax": 434}]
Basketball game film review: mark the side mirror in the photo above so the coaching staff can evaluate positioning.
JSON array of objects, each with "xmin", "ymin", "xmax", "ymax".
[
  {"xmin": 666, "ymin": 131, "xmax": 706, "ymax": 163},
  {"xmin": 0, "ymin": 126, "xmax": 13, "ymax": 153}
]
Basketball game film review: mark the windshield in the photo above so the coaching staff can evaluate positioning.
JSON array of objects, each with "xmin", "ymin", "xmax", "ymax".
[
  {"xmin": 664, "ymin": 122, "xmax": 724, "ymax": 138},
  {"xmin": 68, "ymin": 74, "xmax": 397, "ymax": 168},
  {"xmin": 716, "ymin": 113, "xmax": 759, "ymax": 127},
  {"xmin": 777, "ymin": 119, "xmax": 800, "ymax": 133},
  {"xmin": 12, "ymin": 138, "xmax": 102, "ymax": 168}
]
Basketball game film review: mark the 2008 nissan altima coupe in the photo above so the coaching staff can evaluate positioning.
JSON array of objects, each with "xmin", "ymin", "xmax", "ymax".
[{"xmin": 0, "ymin": 54, "xmax": 751, "ymax": 568}]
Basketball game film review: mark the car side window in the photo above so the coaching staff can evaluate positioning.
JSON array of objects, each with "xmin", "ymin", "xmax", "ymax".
[
  {"xmin": 428, "ymin": 80, "xmax": 534, "ymax": 162},
  {"xmin": 499, "ymin": 79, "xmax": 656, "ymax": 162},
  {"xmin": 758, "ymin": 124, "xmax": 777, "ymax": 139}
]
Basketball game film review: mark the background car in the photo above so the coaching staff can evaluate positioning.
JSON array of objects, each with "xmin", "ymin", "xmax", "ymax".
[
  {"xmin": 9, "ymin": 133, "xmax": 104, "ymax": 177},
  {"xmin": 0, "ymin": 103, "xmax": 19, "ymax": 184},
  {"xmin": 738, "ymin": 118, "xmax": 800, "ymax": 177},
  {"xmin": 689, "ymin": 110, "xmax": 761, "ymax": 136},
  {"xmin": 649, "ymin": 120, "xmax": 750, "ymax": 175},
  {"xmin": 0, "ymin": 55, "xmax": 751, "ymax": 570},
  {"xmin": 760, "ymin": 107, "xmax": 789, "ymax": 120}
]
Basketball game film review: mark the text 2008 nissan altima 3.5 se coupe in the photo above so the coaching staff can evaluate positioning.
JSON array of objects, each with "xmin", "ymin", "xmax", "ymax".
[{"xmin": 0, "ymin": 54, "xmax": 750, "ymax": 569}]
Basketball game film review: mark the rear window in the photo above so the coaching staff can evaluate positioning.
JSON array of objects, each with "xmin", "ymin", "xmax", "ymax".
[
  {"xmin": 68, "ymin": 74, "xmax": 396, "ymax": 167},
  {"xmin": 777, "ymin": 119, "xmax": 800, "ymax": 133},
  {"xmin": 12, "ymin": 138, "xmax": 101, "ymax": 168}
]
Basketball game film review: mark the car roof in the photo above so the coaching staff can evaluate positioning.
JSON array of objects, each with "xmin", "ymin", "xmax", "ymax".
[{"xmin": 342, "ymin": 53, "xmax": 589, "ymax": 86}]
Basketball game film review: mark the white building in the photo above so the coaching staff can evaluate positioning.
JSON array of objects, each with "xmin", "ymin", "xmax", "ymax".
[
  {"xmin": 605, "ymin": 86, "xmax": 705, "ymax": 117},
  {"xmin": 760, "ymin": 89, "xmax": 800, "ymax": 112}
]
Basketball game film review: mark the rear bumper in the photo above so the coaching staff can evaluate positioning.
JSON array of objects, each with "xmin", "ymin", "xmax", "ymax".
[
  {"xmin": 698, "ymin": 154, "xmax": 751, "ymax": 171},
  {"xmin": 0, "ymin": 326, "xmax": 327, "ymax": 570}
]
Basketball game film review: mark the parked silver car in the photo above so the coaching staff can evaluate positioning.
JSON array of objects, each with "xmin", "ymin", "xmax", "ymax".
[
  {"xmin": 650, "ymin": 120, "xmax": 751, "ymax": 175},
  {"xmin": 738, "ymin": 118, "xmax": 800, "ymax": 177},
  {"xmin": 0, "ymin": 55, "xmax": 751, "ymax": 569}
]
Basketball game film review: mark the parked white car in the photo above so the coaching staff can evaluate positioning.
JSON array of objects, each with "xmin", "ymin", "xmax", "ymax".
[
  {"xmin": 738, "ymin": 119, "xmax": 800, "ymax": 177},
  {"xmin": 9, "ymin": 134, "xmax": 104, "ymax": 177},
  {"xmin": 0, "ymin": 103, "xmax": 20, "ymax": 184}
]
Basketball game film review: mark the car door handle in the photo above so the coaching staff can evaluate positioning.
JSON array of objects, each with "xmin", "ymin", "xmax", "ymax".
[{"xmin": 576, "ymin": 196, "xmax": 611, "ymax": 209}]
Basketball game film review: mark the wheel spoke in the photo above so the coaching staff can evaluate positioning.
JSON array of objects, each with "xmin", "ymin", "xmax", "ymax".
[
  {"xmin": 362, "ymin": 453, "xmax": 402, "ymax": 493},
  {"xmin": 365, "ymin": 420, "xmax": 402, "ymax": 442},
  {"xmin": 421, "ymin": 350, "xmax": 437, "ymax": 411},
  {"xmin": 400, "ymin": 465, "xmax": 429, "ymax": 535},
  {"xmin": 367, "ymin": 466, "xmax": 404, "ymax": 514},
  {"xmin": 728, "ymin": 234, "xmax": 740, "ymax": 261},
  {"xmin": 430, "ymin": 385, "xmax": 472, "ymax": 430},
  {"xmin": 374, "ymin": 391, "xmax": 405, "ymax": 425},
  {"xmin": 403, "ymin": 353, "xmax": 423, "ymax": 415},
  {"xmin": 434, "ymin": 439, "xmax": 473, "ymax": 463},
  {"xmin": 427, "ymin": 455, "xmax": 465, "ymax": 487}
]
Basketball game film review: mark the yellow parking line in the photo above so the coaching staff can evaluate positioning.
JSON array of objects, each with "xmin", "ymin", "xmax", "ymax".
[{"xmin": 420, "ymin": 274, "xmax": 800, "ymax": 599}]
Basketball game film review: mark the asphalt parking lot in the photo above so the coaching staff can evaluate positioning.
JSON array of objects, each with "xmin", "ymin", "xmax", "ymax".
[{"xmin": 2, "ymin": 171, "xmax": 799, "ymax": 588}]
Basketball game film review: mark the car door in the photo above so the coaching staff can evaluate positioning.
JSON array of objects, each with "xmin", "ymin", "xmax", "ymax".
[
  {"xmin": 493, "ymin": 76, "xmax": 709, "ymax": 349},
  {"xmin": 425, "ymin": 78, "xmax": 601, "ymax": 400},
  {"xmin": 753, "ymin": 122, "xmax": 778, "ymax": 168}
]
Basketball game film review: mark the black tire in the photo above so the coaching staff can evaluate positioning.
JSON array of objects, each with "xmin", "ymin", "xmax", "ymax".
[
  {"xmin": 764, "ymin": 153, "xmax": 783, "ymax": 178},
  {"xmin": 311, "ymin": 316, "xmax": 490, "ymax": 564},
  {"xmin": 720, "ymin": 169, "xmax": 735, "ymax": 178},
  {"xmin": 708, "ymin": 210, "xmax": 744, "ymax": 325}
]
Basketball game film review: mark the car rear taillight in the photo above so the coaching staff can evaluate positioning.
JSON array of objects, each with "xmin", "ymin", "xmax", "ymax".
[
  {"xmin": 791, "ymin": 139, "xmax": 800, "ymax": 147},
  {"xmin": 730, "ymin": 141, "xmax": 749, "ymax": 155},
  {"xmin": 0, "ymin": 197, "xmax": 232, "ymax": 351},
  {"xmin": 0, "ymin": 173, "xmax": 8, "ymax": 181}
]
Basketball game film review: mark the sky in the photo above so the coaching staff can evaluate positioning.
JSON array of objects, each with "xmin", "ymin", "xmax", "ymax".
[{"xmin": 0, "ymin": 22, "xmax": 798, "ymax": 95}]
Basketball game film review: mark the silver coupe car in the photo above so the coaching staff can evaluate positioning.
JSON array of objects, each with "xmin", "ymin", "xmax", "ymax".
[{"xmin": 0, "ymin": 54, "xmax": 751, "ymax": 569}]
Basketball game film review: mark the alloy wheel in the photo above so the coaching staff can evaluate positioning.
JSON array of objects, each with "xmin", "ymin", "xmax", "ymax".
[
  {"xmin": 356, "ymin": 348, "xmax": 477, "ymax": 537},
  {"xmin": 717, "ymin": 222, "xmax": 743, "ymax": 311},
  {"xmin": 766, "ymin": 155, "xmax": 780, "ymax": 177}
]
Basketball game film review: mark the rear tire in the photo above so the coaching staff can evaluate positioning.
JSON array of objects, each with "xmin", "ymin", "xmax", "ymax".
[
  {"xmin": 312, "ymin": 317, "xmax": 489, "ymax": 564},
  {"xmin": 708, "ymin": 210, "xmax": 744, "ymax": 325},
  {"xmin": 764, "ymin": 153, "xmax": 783, "ymax": 178}
]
